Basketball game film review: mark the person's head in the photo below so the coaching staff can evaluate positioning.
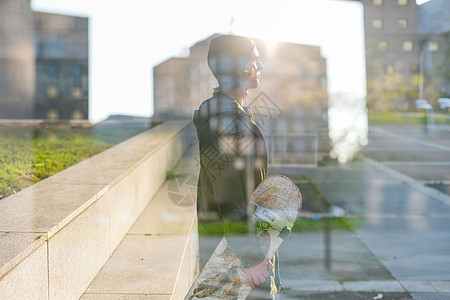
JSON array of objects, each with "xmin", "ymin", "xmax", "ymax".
[{"xmin": 207, "ymin": 35, "xmax": 263, "ymax": 94}]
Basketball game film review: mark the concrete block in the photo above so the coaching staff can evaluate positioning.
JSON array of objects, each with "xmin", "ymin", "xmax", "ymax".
[
  {"xmin": 128, "ymin": 188, "xmax": 196, "ymax": 236},
  {"xmin": 0, "ymin": 232, "xmax": 46, "ymax": 278},
  {"xmin": 107, "ymin": 174, "xmax": 141, "ymax": 253},
  {"xmin": 0, "ymin": 243, "xmax": 48, "ymax": 300},
  {"xmin": 0, "ymin": 183, "xmax": 106, "ymax": 236},
  {"xmin": 108, "ymin": 139, "xmax": 185, "ymax": 252},
  {"xmin": 37, "ymin": 139, "xmax": 145, "ymax": 186},
  {"xmin": 85, "ymin": 234, "xmax": 190, "ymax": 295},
  {"xmin": 48, "ymin": 196, "xmax": 110, "ymax": 300},
  {"xmin": 81, "ymin": 294, "xmax": 172, "ymax": 300}
]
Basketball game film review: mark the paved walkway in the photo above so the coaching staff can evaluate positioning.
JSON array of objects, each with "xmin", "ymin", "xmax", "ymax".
[{"xmin": 273, "ymin": 157, "xmax": 450, "ymax": 300}]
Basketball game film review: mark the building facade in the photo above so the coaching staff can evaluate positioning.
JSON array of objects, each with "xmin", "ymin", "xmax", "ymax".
[
  {"xmin": 360, "ymin": 0, "xmax": 449, "ymax": 111},
  {"xmin": 154, "ymin": 35, "xmax": 328, "ymax": 122},
  {"xmin": 417, "ymin": 0, "xmax": 450, "ymax": 101},
  {"xmin": 0, "ymin": 0, "xmax": 89, "ymax": 119},
  {"xmin": 153, "ymin": 34, "xmax": 329, "ymax": 164}
]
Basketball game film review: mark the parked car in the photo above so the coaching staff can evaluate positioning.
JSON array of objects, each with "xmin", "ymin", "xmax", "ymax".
[
  {"xmin": 437, "ymin": 98, "xmax": 450, "ymax": 112},
  {"xmin": 415, "ymin": 99, "xmax": 433, "ymax": 111}
]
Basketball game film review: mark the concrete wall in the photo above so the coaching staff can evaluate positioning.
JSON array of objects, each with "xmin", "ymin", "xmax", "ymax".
[{"xmin": 0, "ymin": 121, "xmax": 196, "ymax": 299}]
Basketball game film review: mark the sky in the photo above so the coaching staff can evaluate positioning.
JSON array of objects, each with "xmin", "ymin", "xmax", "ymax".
[{"xmin": 29, "ymin": 0, "xmax": 425, "ymax": 123}]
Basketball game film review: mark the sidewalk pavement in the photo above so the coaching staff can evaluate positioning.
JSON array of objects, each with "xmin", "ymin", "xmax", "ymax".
[{"xmin": 272, "ymin": 157, "xmax": 450, "ymax": 300}]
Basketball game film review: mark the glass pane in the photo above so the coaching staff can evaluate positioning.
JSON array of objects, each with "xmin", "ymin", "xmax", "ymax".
[{"xmin": 1, "ymin": 2, "xmax": 449, "ymax": 299}]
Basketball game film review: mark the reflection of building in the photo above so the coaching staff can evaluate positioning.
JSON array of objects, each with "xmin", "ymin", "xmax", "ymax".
[
  {"xmin": 360, "ymin": 0, "xmax": 449, "ymax": 110},
  {"xmin": 153, "ymin": 37, "xmax": 217, "ymax": 120},
  {"xmin": 153, "ymin": 34, "xmax": 329, "ymax": 163},
  {"xmin": 417, "ymin": 0, "xmax": 450, "ymax": 100},
  {"xmin": 0, "ymin": 0, "xmax": 89, "ymax": 119}
]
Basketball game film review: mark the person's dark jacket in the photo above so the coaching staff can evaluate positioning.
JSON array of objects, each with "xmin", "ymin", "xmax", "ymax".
[{"xmin": 193, "ymin": 92, "xmax": 268, "ymax": 268}]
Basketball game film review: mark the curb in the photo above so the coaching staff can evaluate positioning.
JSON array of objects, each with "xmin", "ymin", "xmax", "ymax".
[
  {"xmin": 365, "ymin": 158, "xmax": 450, "ymax": 207},
  {"xmin": 282, "ymin": 279, "xmax": 450, "ymax": 294}
]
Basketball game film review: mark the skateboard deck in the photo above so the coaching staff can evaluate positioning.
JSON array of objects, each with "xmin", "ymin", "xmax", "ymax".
[{"xmin": 186, "ymin": 238, "xmax": 252, "ymax": 299}]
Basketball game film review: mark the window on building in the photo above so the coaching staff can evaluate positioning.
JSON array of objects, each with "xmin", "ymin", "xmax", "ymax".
[
  {"xmin": 42, "ymin": 37, "xmax": 65, "ymax": 58},
  {"xmin": 410, "ymin": 64, "xmax": 419, "ymax": 74},
  {"xmin": 72, "ymin": 87, "xmax": 83, "ymax": 99},
  {"xmin": 47, "ymin": 109, "xmax": 60, "ymax": 120},
  {"xmin": 373, "ymin": 0, "xmax": 383, "ymax": 5},
  {"xmin": 372, "ymin": 19, "xmax": 383, "ymax": 30},
  {"xmin": 385, "ymin": 64, "xmax": 394, "ymax": 74},
  {"xmin": 71, "ymin": 43, "xmax": 84, "ymax": 57},
  {"xmin": 72, "ymin": 64, "xmax": 82, "ymax": 76},
  {"xmin": 378, "ymin": 41, "xmax": 388, "ymax": 51},
  {"xmin": 397, "ymin": 19, "xmax": 408, "ymax": 30},
  {"xmin": 402, "ymin": 41, "xmax": 414, "ymax": 52},
  {"xmin": 397, "ymin": 0, "xmax": 408, "ymax": 5},
  {"xmin": 48, "ymin": 63, "xmax": 60, "ymax": 76},
  {"xmin": 428, "ymin": 41, "xmax": 439, "ymax": 52},
  {"xmin": 71, "ymin": 110, "xmax": 83, "ymax": 120},
  {"xmin": 394, "ymin": 61, "xmax": 403, "ymax": 71},
  {"xmin": 47, "ymin": 85, "xmax": 59, "ymax": 98}
]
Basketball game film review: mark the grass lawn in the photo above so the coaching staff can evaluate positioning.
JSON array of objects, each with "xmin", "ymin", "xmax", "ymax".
[
  {"xmin": 197, "ymin": 217, "xmax": 356, "ymax": 236},
  {"xmin": 0, "ymin": 126, "xmax": 145, "ymax": 198},
  {"xmin": 368, "ymin": 111, "xmax": 450, "ymax": 125}
]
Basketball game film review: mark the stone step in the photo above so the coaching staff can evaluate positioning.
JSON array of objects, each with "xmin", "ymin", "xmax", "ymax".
[{"xmin": 81, "ymin": 145, "xmax": 200, "ymax": 299}]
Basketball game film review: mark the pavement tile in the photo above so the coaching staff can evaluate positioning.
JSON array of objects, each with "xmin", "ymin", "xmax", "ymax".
[
  {"xmin": 431, "ymin": 281, "xmax": 450, "ymax": 292},
  {"xmin": 400, "ymin": 281, "xmax": 438, "ymax": 292},
  {"xmin": 282, "ymin": 279, "xmax": 342, "ymax": 291},
  {"xmin": 356, "ymin": 231, "xmax": 450, "ymax": 281},
  {"xmin": 387, "ymin": 165, "xmax": 450, "ymax": 181},
  {"xmin": 342, "ymin": 280, "xmax": 404, "ymax": 292},
  {"xmin": 362, "ymin": 216, "xmax": 450, "ymax": 233},
  {"xmin": 282, "ymin": 291, "xmax": 413, "ymax": 300},
  {"xmin": 85, "ymin": 234, "xmax": 189, "ymax": 295},
  {"xmin": 409, "ymin": 291, "xmax": 450, "ymax": 300},
  {"xmin": 279, "ymin": 232, "xmax": 394, "ymax": 281}
]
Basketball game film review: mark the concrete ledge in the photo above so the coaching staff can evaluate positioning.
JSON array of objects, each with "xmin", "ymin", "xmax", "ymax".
[
  {"xmin": 82, "ymin": 144, "xmax": 200, "ymax": 299},
  {"xmin": 0, "ymin": 119, "xmax": 92, "ymax": 128},
  {"xmin": 0, "ymin": 120, "xmax": 194, "ymax": 299}
]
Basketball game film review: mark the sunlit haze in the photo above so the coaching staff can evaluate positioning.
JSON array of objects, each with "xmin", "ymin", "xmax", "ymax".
[
  {"xmin": 416, "ymin": 0, "xmax": 431, "ymax": 4},
  {"xmin": 32, "ymin": 0, "xmax": 365, "ymax": 123}
]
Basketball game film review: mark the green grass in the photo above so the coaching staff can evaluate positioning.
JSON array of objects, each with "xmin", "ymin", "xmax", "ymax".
[
  {"xmin": 0, "ymin": 126, "xmax": 144, "ymax": 198},
  {"xmin": 165, "ymin": 171, "xmax": 184, "ymax": 180},
  {"xmin": 198, "ymin": 217, "xmax": 355, "ymax": 236},
  {"xmin": 292, "ymin": 217, "xmax": 353, "ymax": 232},
  {"xmin": 199, "ymin": 220, "xmax": 249, "ymax": 235},
  {"xmin": 368, "ymin": 111, "xmax": 450, "ymax": 125}
]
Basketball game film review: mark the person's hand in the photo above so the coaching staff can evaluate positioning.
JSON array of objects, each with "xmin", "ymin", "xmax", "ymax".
[{"xmin": 244, "ymin": 258, "xmax": 274, "ymax": 288}]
